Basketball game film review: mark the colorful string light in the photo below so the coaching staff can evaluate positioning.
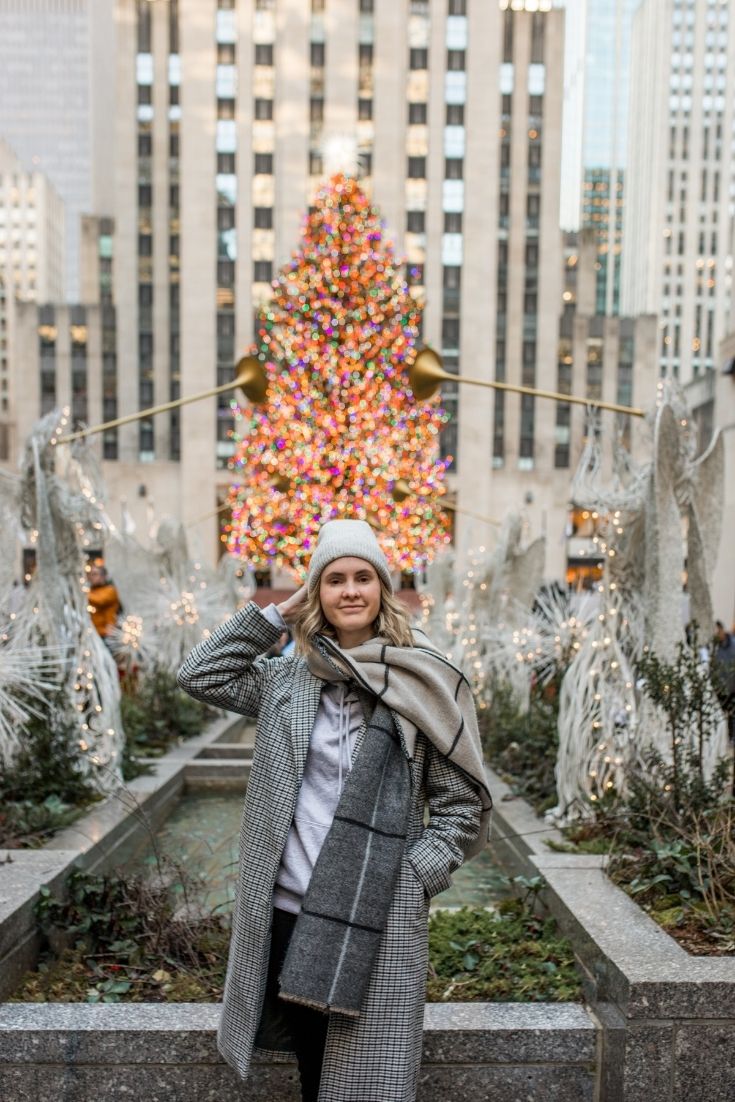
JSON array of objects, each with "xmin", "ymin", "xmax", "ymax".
[{"xmin": 225, "ymin": 174, "xmax": 451, "ymax": 577}]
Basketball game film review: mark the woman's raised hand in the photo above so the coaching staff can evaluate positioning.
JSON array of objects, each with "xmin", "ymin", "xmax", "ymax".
[{"xmin": 277, "ymin": 584, "xmax": 309, "ymax": 626}]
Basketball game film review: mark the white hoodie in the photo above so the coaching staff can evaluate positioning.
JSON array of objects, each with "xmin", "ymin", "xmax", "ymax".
[{"xmin": 262, "ymin": 604, "xmax": 364, "ymax": 915}]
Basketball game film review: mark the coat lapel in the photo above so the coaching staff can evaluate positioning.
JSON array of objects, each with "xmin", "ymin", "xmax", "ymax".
[{"xmin": 289, "ymin": 661, "xmax": 324, "ymax": 782}]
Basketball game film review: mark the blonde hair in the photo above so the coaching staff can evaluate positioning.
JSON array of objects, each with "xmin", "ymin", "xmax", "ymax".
[{"xmin": 293, "ymin": 573, "xmax": 414, "ymax": 656}]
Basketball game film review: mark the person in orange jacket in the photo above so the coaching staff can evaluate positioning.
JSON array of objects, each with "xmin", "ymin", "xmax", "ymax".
[{"xmin": 87, "ymin": 562, "xmax": 121, "ymax": 639}]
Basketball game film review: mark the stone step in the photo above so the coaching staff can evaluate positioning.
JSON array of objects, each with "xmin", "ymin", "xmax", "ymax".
[
  {"xmin": 183, "ymin": 760, "xmax": 251, "ymax": 789},
  {"xmin": 195, "ymin": 743, "xmax": 251, "ymax": 760}
]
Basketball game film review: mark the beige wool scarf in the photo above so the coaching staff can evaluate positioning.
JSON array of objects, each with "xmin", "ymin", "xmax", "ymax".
[{"xmin": 306, "ymin": 627, "xmax": 492, "ymax": 859}]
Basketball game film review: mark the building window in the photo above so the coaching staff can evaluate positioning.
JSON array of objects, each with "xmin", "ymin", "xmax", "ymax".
[
  {"xmin": 407, "ymin": 210, "xmax": 425, "ymax": 233},
  {"xmin": 446, "ymin": 103, "xmax": 464, "ymax": 125},
  {"xmin": 448, "ymin": 0, "xmax": 466, "ymax": 13},
  {"xmin": 254, "ymin": 206, "xmax": 273, "ymax": 228},
  {"xmin": 530, "ymin": 13, "xmax": 545, "ymax": 64},
  {"xmin": 310, "ymin": 97, "xmax": 324, "ymax": 122},
  {"xmin": 358, "ymin": 98, "xmax": 372, "ymax": 120},
  {"xmin": 408, "ymin": 102, "xmax": 427, "ymax": 124},
  {"xmin": 519, "ymin": 395, "xmax": 534, "ymax": 463},
  {"xmin": 254, "ymin": 98, "xmax": 273, "ymax": 120},
  {"xmin": 409, "ymin": 48, "xmax": 428, "ymax": 70},
  {"xmin": 446, "ymin": 49, "xmax": 466, "ymax": 71},
  {"xmin": 311, "ymin": 41, "xmax": 325, "ymax": 67},
  {"xmin": 502, "ymin": 11, "xmax": 513, "ymax": 63},
  {"xmin": 255, "ymin": 43, "xmax": 273, "ymax": 66},
  {"xmin": 254, "ymin": 260, "xmax": 273, "ymax": 282},
  {"xmin": 493, "ymin": 392, "xmax": 504, "ymax": 466},
  {"xmin": 408, "ymin": 156, "xmax": 427, "ymax": 178},
  {"xmin": 442, "ymin": 317, "xmax": 460, "ymax": 349},
  {"xmin": 218, "ymin": 206, "xmax": 236, "ymax": 231},
  {"xmin": 445, "ymin": 158, "xmax": 463, "ymax": 179},
  {"xmin": 444, "ymin": 211, "xmax": 462, "ymax": 233},
  {"xmin": 254, "ymin": 152, "xmax": 274, "ymax": 175}
]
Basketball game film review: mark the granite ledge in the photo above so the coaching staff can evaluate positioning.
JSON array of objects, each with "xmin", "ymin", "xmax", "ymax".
[{"xmin": 0, "ymin": 1001, "xmax": 597, "ymax": 1067}]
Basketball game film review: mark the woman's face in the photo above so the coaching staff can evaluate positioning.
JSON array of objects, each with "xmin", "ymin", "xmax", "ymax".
[{"xmin": 319, "ymin": 557, "xmax": 382, "ymax": 646}]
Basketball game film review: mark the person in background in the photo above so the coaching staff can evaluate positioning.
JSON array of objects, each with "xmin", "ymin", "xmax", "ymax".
[
  {"xmin": 87, "ymin": 562, "xmax": 121, "ymax": 641},
  {"xmin": 712, "ymin": 619, "xmax": 735, "ymax": 757}
]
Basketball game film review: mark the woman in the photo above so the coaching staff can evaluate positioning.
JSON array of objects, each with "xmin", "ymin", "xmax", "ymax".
[{"xmin": 178, "ymin": 519, "xmax": 492, "ymax": 1102}]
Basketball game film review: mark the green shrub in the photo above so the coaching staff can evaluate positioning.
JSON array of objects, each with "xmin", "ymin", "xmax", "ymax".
[
  {"xmin": 121, "ymin": 665, "xmax": 216, "ymax": 779},
  {"xmin": 427, "ymin": 891, "xmax": 581, "ymax": 1003},
  {"xmin": 12, "ymin": 865, "xmax": 230, "ymax": 1003},
  {"xmin": 13, "ymin": 868, "xmax": 584, "ymax": 1005},
  {"xmin": 0, "ymin": 697, "xmax": 99, "ymax": 847},
  {"xmin": 478, "ymin": 680, "xmax": 559, "ymax": 812},
  {"xmin": 600, "ymin": 637, "xmax": 734, "ymax": 952}
]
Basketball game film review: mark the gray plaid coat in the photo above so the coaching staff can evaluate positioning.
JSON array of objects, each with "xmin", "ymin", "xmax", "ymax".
[{"xmin": 178, "ymin": 603, "xmax": 483, "ymax": 1102}]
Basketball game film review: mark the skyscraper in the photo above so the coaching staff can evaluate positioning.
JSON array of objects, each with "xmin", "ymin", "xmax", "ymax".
[
  {"xmin": 622, "ymin": 0, "xmax": 735, "ymax": 383},
  {"xmin": 0, "ymin": 139, "xmax": 66, "ymax": 303},
  {"xmin": 0, "ymin": 0, "xmax": 115, "ymax": 300},
  {"xmin": 9, "ymin": 0, "xmax": 660, "ymax": 581},
  {"xmin": 560, "ymin": 0, "xmax": 637, "ymax": 315}
]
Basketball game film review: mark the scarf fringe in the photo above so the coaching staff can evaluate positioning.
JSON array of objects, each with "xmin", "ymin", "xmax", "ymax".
[{"xmin": 278, "ymin": 991, "xmax": 360, "ymax": 1019}]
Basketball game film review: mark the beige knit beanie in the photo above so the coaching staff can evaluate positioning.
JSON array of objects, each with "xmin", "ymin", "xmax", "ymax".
[{"xmin": 306, "ymin": 520, "xmax": 393, "ymax": 594}]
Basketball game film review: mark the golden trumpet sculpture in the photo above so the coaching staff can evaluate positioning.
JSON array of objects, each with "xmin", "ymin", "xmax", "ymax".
[
  {"xmin": 391, "ymin": 478, "xmax": 412, "ymax": 503},
  {"xmin": 55, "ymin": 354, "xmax": 268, "ymax": 446},
  {"xmin": 408, "ymin": 346, "xmax": 645, "ymax": 418}
]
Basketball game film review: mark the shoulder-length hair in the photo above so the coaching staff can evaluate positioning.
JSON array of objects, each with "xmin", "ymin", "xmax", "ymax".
[{"xmin": 293, "ymin": 573, "xmax": 414, "ymax": 656}]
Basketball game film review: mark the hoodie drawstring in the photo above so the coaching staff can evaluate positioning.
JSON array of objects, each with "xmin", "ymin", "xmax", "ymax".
[{"xmin": 337, "ymin": 683, "xmax": 354, "ymax": 796}]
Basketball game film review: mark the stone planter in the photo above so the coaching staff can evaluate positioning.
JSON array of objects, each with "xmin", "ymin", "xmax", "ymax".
[
  {"xmin": 0, "ymin": 719, "xmax": 599, "ymax": 1100},
  {"xmin": 486, "ymin": 765, "xmax": 735, "ymax": 1102},
  {"xmin": 0, "ymin": 1002, "xmax": 597, "ymax": 1102},
  {"xmin": 0, "ymin": 712, "xmax": 248, "ymax": 999}
]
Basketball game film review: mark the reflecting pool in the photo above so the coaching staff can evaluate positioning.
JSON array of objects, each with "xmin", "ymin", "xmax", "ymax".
[{"xmin": 130, "ymin": 789, "xmax": 510, "ymax": 913}]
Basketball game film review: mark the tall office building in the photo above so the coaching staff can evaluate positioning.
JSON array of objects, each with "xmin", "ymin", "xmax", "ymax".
[
  {"xmin": 0, "ymin": 139, "xmax": 66, "ymax": 303},
  {"xmin": 0, "ymin": 139, "xmax": 65, "ymax": 466},
  {"xmin": 622, "ymin": 0, "xmax": 735, "ymax": 383},
  {"xmin": 0, "ymin": 0, "xmax": 115, "ymax": 301},
  {"xmin": 0, "ymin": 274, "xmax": 16, "ymax": 462},
  {"xmin": 11, "ymin": 0, "xmax": 658, "ymax": 580},
  {"xmin": 78, "ymin": 0, "xmax": 581, "ymax": 572},
  {"xmin": 559, "ymin": 0, "xmax": 637, "ymax": 315}
]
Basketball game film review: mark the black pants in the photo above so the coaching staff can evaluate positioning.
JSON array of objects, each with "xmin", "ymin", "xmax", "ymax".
[{"xmin": 267, "ymin": 907, "xmax": 330, "ymax": 1102}]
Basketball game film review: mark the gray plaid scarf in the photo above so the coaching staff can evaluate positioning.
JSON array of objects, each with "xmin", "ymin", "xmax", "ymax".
[
  {"xmin": 278, "ymin": 689, "xmax": 410, "ymax": 1017},
  {"xmin": 278, "ymin": 630, "xmax": 491, "ymax": 1019},
  {"xmin": 306, "ymin": 628, "xmax": 492, "ymax": 856}
]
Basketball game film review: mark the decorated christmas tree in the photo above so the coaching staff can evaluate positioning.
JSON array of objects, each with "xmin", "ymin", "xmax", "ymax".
[{"xmin": 224, "ymin": 174, "xmax": 451, "ymax": 579}]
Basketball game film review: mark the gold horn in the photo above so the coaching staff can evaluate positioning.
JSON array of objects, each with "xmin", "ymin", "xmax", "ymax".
[
  {"xmin": 408, "ymin": 345, "xmax": 645, "ymax": 417},
  {"xmin": 55, "ymin": 352, "xmax": 269, "ymax": 445},
  {"xmin": 392, "ymin": 478, "xmax": 412, "ymax": 502},
  {"xmin": 235, "ymin": 354, "xmax": 268, "ymax": 405},
  {"xmin": 269, "ymin": 472, "xmax": 291, "ymax": 493},
  {"xmin": 408, "ymin": 346, "xmax": 452, "ymax": 401}
]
